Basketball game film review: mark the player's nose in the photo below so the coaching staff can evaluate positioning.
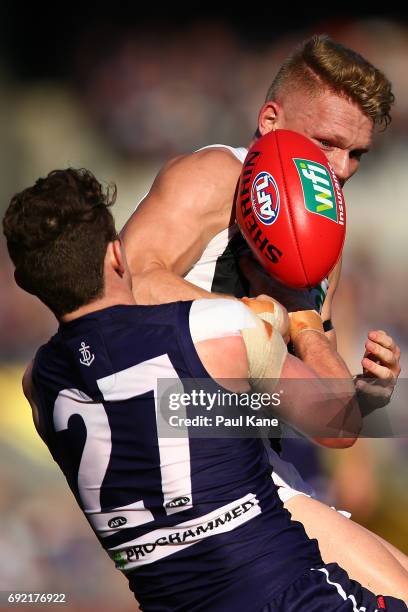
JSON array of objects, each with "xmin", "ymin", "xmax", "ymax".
[{"xmin": 328, "ymin": 151, "xmax": 350, "ymax": 187}]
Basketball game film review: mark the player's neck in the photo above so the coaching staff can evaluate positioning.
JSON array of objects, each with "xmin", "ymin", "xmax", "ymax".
[
  {"xmin": 248, "ymin": 129, "xmax": 261, "ymax": 149},
  {"xmin": 60, "ymin": 286, "xmax": 136, "ymax": 323}
]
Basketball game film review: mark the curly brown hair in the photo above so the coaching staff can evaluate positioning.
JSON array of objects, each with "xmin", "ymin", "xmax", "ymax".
[
  {"xmin": 3, "ymin": 168, "xmax": 118, "ymax": 318},
  {"xmin": 266, "ymin": 34, "xmax": 394, "ymax": 128}
]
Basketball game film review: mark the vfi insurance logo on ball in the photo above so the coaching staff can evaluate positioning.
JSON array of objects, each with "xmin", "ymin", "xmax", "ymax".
[
  {"xmin": 293, "ymin": 159, "xmax": 339, "ymax": 223},
  {"xmin": 251, "ymin": 171, "xmax": 280, "ymax": 225}
]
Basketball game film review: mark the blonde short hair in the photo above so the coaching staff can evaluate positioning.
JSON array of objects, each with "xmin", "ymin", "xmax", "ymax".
[{"xmin": 266, "ymin": 34, "xmax": 394, "ymax": 128}]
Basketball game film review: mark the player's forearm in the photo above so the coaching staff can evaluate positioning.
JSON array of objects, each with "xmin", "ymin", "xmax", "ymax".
[
  {"xmin": 295, "ymin": 330, "xmax": 360, "ymax": 439},
  {"xmin": 273, "ymin": 331, "xmax": 361, "ymax": 441},
  {"xmin": 293, "ymin": 329, "xmax": 351, "ymax": 380},
  {"xmin": 131, "ymin": 268, "xmax": 226, "ymax": 305},
  {"xmin": 241, "ymin": 304, "xmax": 360, "ymax": 440}
]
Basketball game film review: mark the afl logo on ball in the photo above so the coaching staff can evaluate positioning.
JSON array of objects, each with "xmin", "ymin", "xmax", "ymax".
[{"xmin": 251, "ymin": 171, "xmax": 280, "ymax": 225}]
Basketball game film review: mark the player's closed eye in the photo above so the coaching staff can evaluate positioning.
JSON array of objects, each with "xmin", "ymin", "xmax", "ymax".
[{"xmin": 317, "ymin": 139, "xmax": 333, "ymax": 150}]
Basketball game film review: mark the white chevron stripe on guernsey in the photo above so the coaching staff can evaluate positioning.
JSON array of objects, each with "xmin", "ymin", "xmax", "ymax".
[
  {"xmin": 109, "ymin": 493, "xmax": 260, "ymax": 569},
  {"xmin": 311, "ymin": 567, "xmax": 368, "ymax": 612}
]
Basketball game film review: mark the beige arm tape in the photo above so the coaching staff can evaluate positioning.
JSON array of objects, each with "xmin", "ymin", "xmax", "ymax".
[
  {"xmin": 240, "ymin": 310, "xmax": 287, "ymax": 390},
  {"xmin": 241, "ymin": 296, "xmax": 288, "ymax": 338},
  {"xmin": 288, "ymin": 310, "xmax": 324, "ymax": 343}
]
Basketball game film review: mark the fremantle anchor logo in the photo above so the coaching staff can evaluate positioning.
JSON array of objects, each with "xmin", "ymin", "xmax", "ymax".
[{"xmin": 79, "ymin": 341, "xmax": 95, "ymax": 367}]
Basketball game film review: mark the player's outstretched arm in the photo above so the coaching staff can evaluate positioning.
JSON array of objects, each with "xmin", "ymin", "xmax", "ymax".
[
  {"xmin": 121, "ymin": 149, "xmax": 242, "ymax": 304},
  {"xmin": 320, "ymin": 266, "xmax": 402, "ymax": 410},
  {"xmin": 193, "ymin": 300, "xmax": 361, "ymax": 444},
  {"xmin": 241, "ymin": 295, "xmax": 359, "ymax": 447},
  {"xmin": 274, "ymin": 316, "xmax": 361, "ymax": 444}
]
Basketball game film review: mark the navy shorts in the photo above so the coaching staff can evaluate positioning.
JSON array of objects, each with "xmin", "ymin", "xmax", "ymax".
[{"xmin": 260, "ymin": 563, "xmax": 407, "ymax": 611}]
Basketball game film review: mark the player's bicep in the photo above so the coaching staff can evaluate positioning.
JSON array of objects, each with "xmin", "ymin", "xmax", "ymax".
[
  {"xmin": 194, "ymin": 336, "xmax": 250, "ymax": 391},
  {"xmin": 122, "ymin": 182, "xmax": 207, "ymax": 277},
  {"xmin": 121, "ymin": 151, "xmax": 235, "ymax": 278},
  {"xmin": 190, "ymin": 299, "xmax": 251, "ymax": 389},
  {"xmin": 190, "ymin": 298, "xmax": 290, "ymax": 391}
]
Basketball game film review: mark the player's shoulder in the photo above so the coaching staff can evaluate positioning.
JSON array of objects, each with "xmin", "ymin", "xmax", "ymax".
[
  {"xmin": 192, "ymin": 144, "xmax": 245, "ymax": 166},
  {"xmin": 22, "ymin": 359, "xmax": 34, "ymax": 400},
  {"xmin": 145, "ymin": 146, "xmax": 243, "ymax": 223},
  {"xmin": 158, "ymin": 146, "xmax": 243, "ymax": 189},
  {"xmin": 22, "ymin": 355, "xmax": 45, "ymax": 435},
  {"xmin": 26, "ymin": 332, "xmax": 67, "ymax": 386}
]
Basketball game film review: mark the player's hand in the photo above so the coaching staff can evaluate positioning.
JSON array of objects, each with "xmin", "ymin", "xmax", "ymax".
[
  {"xmin": 355, "ymin": 330, "xmax": 401, "ymax": 411},
  {"xmin": 238, "ymin": 251, "xmax": 316, "ymax": 312}
]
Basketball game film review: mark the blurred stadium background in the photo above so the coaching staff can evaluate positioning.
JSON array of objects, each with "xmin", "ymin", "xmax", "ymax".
[{"xmin": 0, "ymin": 4, "xmax": 407, "ymax": 610}]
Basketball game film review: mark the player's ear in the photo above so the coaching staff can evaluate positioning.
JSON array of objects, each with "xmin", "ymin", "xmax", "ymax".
[
  {"xmin": 108, "ymin": 239, "xmax": 126, "ymax": 278},
  {"xmin": 258, "ymin": 101, "xmax": 281, "ymax": 136}
]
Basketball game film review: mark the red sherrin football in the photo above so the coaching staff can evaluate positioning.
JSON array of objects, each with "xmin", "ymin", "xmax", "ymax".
[{"xmin": 236, "ymin": 129, "xmax": 346, "ymax": 288}]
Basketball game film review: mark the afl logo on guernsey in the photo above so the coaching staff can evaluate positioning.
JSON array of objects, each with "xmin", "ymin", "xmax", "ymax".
[
  {"xmin": 108, "ymin": 516, "xmax": 127, "ymax": 528},
  {"xmin": 251, "ymin": 171, "xmax": 280, "ymax": 225},
  {"xmin": 165, "ymin": 496, "xmax": 191, "ymax": 509}
]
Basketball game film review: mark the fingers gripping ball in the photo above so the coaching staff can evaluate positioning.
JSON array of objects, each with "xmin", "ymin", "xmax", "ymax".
[{"xmin": 237, "ymin": 130, "xmax": 346, "ymax": 288}]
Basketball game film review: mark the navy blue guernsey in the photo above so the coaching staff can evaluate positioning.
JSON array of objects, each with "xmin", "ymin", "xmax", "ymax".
[{"xmin": 32, "ymin": 302, "xmax": 322, "ymax": 611}]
